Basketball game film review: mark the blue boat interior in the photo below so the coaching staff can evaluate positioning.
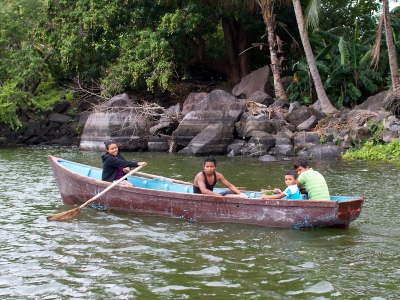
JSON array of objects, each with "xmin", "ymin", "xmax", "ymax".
[{"xmin": 59, "ymin": 160, "xmax": 358, "ymax": 202}]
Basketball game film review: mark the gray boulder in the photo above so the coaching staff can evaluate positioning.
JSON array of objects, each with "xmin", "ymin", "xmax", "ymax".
[
  {"xmin": 148, "ymin": 135, "xmax": 171, "ymax": 152},
  {"xmin": 183, "ymin": 123, "xmax": 234, "ymax": 155},
  {"xmin": 248, "ymin": 91, "xmax": 274, "ymax": 106},
  {"xmin": 354, "ymin": 90, "xmax": 392, "ymax": 111},
  {"xmin": 172, "ymin": 90, "xmax": 245, "ymax": 147},
  {"xmin": 227, "ymin": 139, "xmax": 247, "ymax": 156},
  {"xmin": 382, "ymin": 130, "xmax": 399, "ymax": 142},
  {"xmin": 296, "ymin": 115, "xmax": 318, "ymax": 131},
  {"xmin": 235, "ymin": 113, "xmax": 274, "ymax": 138},
  {"xmin": 286, "ymin": 107, "xmax": 312, "ymax": 126},
  {"xmin": 48, "ymin": 113, "xmax": 72, "ymax": 124},
  {"xmin": 243, "ymin": 131, "xmax": 276, "ymax": 157},
  {"xmin": 270, "ymin": 144, "xmax": 295, "ymax": 156},
  {"xmin": 293, "ymin": 132, "xmax": 321, "ymax": 148},
  {"xmin": 232, "ymin": 66, "xmax": 271, "ymax": 97},
  {"xmin": 259, "ymin": 154, "xmax": 277, "ymax": 162},
  {"xmin": 384, "ymin": 115, "xmax": 400, "ymax": 132},
  {"xmin": 181, "ymin": 92, "xmax": 208, "ymax": 116},
  {"xmin": 298, "ymin": 144, "xmax": 344, "ymax": 159},
  {"xmin": 80, "ymin": 93, "xmax": 148, "ymax": 151}
]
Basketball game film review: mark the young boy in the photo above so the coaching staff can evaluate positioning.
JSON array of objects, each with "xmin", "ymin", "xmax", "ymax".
[
  {"xmin": 193, "ymin": 156, "xmax": 245, "ymax": 197},
  {"xmin": 261, "ymin": 171, "xmax": 302, "ymax": 200},
  {"xmin": 292, "ymin": 158, "xmax": 330, "ymax": 200}
]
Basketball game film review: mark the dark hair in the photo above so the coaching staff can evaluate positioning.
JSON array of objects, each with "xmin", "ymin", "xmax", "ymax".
[
  {"xmin": 203, "ymin": 156, "xmax": 217, "ymax": 166},
  {"xmin": 293, "ymin": 157, "xmax": 310, "ymax": 169},
  {"xmin": 285, "ymin": 170, "xmax": 298, "ymax": 179},
  {"xmin": 104, "ymin": 140, "xmax": 117, "ymax": 150}
]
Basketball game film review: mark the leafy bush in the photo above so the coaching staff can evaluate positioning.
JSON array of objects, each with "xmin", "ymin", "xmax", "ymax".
[
  {"xmin": 0, "ymin": 80, "xmax": 31, "ymax": 129},
  {"xmin": 343, "ymin": 140, "xmax": 400, "ymax": 161}
]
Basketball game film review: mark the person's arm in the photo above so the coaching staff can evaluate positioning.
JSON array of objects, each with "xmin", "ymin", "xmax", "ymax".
[
  {"xmin": 261, "ymin": 192, "xmax": 286, "ymax": 199},
  {"xmin": 217, "ymin": 173, "xmax": 241, "ymax": 195},
  {"xmin": 110, "ymin": 154, "xmax": 146, "ymax": 168},
  {"xmin": 123, "ymin": 162, "xmax": 147, "ymax": 173}
]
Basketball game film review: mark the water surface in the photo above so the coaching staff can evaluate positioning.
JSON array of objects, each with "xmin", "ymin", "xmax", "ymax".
[{"xmin": 0, "ymin": 146, "xmax": 399, "ymax": 299}]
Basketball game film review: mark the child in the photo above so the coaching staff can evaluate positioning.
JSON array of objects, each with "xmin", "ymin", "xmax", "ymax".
[
  {"xmin": 261, "ymin": 170, "xmax": 302, "ymax": 200},
  {"xmin": 193, "ymin": 156, "xmax": 246, "ymax": 197},
  {"xmin": 292, "ymin": 157, "xmax": 330, "ymax": 200},
  {"xmin": 101, "ymin": 140, "xmax": 147, "ymax": 186}
]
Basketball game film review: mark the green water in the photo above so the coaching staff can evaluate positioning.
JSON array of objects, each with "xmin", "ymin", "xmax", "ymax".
[{"xmin": 0, "ymin": 146, "xmax": 399, "ymax": 299}]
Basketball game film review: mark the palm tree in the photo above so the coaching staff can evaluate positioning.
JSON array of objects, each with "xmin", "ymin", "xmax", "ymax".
[
  {"xmin": 255, "ymin": 0, "xmax": 289, "ymax": 102},
  {"xmin": 382, "ymin": 0, "xmax": 400, "ymax": 99},
  {"xmin": 292, "ymin": 0, "xmax": 337, "ymax": 114}
]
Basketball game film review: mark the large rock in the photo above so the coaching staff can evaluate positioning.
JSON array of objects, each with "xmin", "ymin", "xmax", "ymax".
[
  {"xmin": 242, "ymin": 131, "xmax": 276, "ymax": 157},
  {"xmin": 285, "ymin": 107, "xmax": 312, "ymax": 126},
  {"xmin": 80, "ymin": 93, "xmax": 148, "ymax": 151},
  {"xmin": 232, "ymin": 66, "xmax": 271, "ymax": 97},
  {"xmin": 235, "ymin": 113, "xmax": 274, "ymax": 138},
  {"xmin": 182, "ymin": 123, "xmax": 234, "ymax": 155},
  {"xmin": 148, "ymin": 135, "xmax": 171, "ymax": 152},
  {"xmin": 384, "ymin": 115, "xmax": 400, "ymax": 132},
  {"xmin": 293, "ymin": 132, "xmax": 321, "ymax": 148},
  {"xmin": 354, "ymin": 90, "xmax": 392, "ymax": 111},
  {"xmin": 48, "ymin": 113, "xmax": 72, "ymax": 124},
  {"xmin": 149, "ymin": 103, "xmax": 181, "ymax": 135},
  {"xmin": 296, "ymin": 115, "xmax": 318, "ymax": 131},
  {"xmin": 181, "ymin": 92, "xmax": 208, "ymax": 116},
  {"xmin": 248, "ymin": 91, "xmax": 274, "ymax": 106},
  {"xmin": 172, "ymin": 90, "xmax": 245, "ymax": 147},
  {"xmin": 297, "ymin": 144, "xmax": 344, "ymax": 159},
  {"xmin": 227, "ymin": 139, "xmax": 247, "ymax": 156}
]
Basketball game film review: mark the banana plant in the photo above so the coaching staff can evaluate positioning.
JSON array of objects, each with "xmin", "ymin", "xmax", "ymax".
[{"xmin": 323, "ymin": 34, "xmax": 382, "ymax": 108}]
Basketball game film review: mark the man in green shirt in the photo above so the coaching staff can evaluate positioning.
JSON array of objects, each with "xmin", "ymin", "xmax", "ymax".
[{"xmin": 293, "ymin": 158, "xmax": 330, "ymax": 201}]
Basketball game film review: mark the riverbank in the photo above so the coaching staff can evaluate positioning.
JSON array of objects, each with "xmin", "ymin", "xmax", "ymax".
[{"xmin": 0, "ymin": 81, "xmax": 399, "ymax": 161}]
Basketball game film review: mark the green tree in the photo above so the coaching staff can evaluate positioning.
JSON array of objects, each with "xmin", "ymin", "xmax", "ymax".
[{"xmin": 0, "ymin": 0, "xmax": 53, "ymax": 129}]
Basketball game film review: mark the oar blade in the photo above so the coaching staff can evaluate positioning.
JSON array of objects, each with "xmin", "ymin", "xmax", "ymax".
[{"xmin": 47, "ymin": 207, "xmax": 81, "ymax": 221}]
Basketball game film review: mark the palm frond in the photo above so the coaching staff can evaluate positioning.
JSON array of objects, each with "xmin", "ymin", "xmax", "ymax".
[
  {"xmin": 338, "ymin": 36, "xmax": 349, "ymax": 65},
  {"xmin": 305, "ymin": 0, "xmax": 320, "ymax": 30},
  {"xmin": 315, "ymin": 45, "xmax": 332, "ymax": 61},
  {"xmin": 371, "ymin": 13, "xmax": 384, "ymax": 70}
]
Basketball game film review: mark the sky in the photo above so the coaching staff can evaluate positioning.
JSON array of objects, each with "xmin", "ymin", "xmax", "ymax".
[{"xmin": 390, "ymin": 0, "xmax": 399, "ymax": 10}]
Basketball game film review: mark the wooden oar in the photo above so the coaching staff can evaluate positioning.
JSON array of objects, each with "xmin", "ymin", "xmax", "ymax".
[
  {"xmin": 47, "ymin": 165, "xmax": 143, "ymax": 221},
  {"xmin": 134, "ymin": 171, "xmax": 193, "ymax": 185}
]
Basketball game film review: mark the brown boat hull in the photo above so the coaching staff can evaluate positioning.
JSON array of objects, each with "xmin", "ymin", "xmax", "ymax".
[{"xmin": 48, "ymin": 156, "xmax": 363, "ymax": 229}]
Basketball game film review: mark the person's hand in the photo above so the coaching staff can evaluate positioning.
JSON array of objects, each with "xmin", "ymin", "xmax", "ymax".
[
  {"xmin": 122, "ymin": 167, "xmax": 130, "ymax": 173},
  {"xmin": 138, "ymin": 162, "xmax": 147, "ymax": 167},
  {"xmin": 273, "ymin": 188, "xmax": 282, "ymax": 194}
]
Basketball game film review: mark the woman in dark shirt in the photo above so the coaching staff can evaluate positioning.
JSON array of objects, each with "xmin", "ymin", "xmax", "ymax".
[{"xmin": 101, "ymin": 140, "xmax": 147, "ymax": 186}]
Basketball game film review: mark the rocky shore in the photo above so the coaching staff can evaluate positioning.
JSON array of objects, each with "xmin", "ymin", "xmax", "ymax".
[{"xmin": 1, "ymin": 67, "xmax": 399, "ymax": 161}]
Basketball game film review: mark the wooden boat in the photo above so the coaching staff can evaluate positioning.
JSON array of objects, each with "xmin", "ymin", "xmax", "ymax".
[{"xmin": 48, "ymin": 155, "xmax": 363, "ymax": 229}]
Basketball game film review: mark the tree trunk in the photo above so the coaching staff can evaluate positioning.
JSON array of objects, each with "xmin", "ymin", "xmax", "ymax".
[
  {"xmin": 383, "ymin": 0, "xmax": 400, "ymax": 99},
  {"xmin": 259, "ymin": 0, "xmax": 288, "ymax": 101},
  {"xmin": 292, "ymin": 0, "xmax": 337, "ymax": 114},
  {"xmin": 183, "ymin": 17, "xmax": 251, "ymax": 88}
]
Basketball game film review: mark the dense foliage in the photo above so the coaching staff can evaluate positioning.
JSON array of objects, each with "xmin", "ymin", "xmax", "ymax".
[
  {"xmin": 343, "ymin": 140, "xmax": 400, "ymax": 161},
  {"xmin": 0, "ymin": 0, "xmax": 396, "ymax": 130}
]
